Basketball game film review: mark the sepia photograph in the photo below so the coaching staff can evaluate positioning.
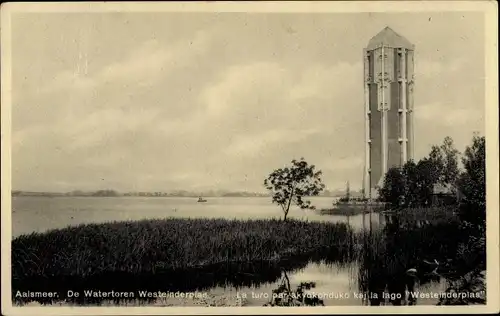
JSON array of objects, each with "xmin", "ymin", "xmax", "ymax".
[{"xmin": 1, "ymin": 1, "xmax": 498, "ymax": 315}]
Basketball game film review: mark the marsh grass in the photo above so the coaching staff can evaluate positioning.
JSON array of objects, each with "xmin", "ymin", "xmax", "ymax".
[
  {"xmin": 355, "ymin": 221, "xmax": 465, "ymax": 305},
  {"xmin": 12, "ymin": 218, "xmax": 354, "ymax": 280}
]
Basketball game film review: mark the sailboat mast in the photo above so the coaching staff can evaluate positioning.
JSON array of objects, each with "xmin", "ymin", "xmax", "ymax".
[{"xmin": 346, "ymin": 181, "xmax": 350, "ymax": 201}]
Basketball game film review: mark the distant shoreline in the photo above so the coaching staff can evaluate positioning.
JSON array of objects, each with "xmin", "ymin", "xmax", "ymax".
[
  {"xmin": 11, "ymin": 194, "xmax": 275, "ymax": 198},
  {"xmin": 11, "ymin": 195, "xmax": 347, "ymax": 198},
  {"xmin": 11, "ymin": 191, "xmax": 350, "ymax": 198}
]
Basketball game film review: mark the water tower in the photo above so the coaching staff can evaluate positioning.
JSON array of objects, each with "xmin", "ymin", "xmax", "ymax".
[{"xmin": 363, "ymin": 27, "xmax": 415, "ymax": 199}]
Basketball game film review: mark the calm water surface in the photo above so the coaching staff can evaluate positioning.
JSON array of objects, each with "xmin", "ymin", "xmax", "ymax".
[
  {"xmin": 11, "ymin": 196, "xmax": 446, "ymax": 306},
  {"xmin": 12, "ymin": 196, "xmax": 381, "ymax": 237},
  {"xmin": 220, "ymin": 262, "xmax": 447, "ymax": 306}
]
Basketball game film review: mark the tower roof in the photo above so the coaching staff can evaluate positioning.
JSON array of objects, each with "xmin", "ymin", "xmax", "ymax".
[{"xmin": 367, "ymin": 26, "xmax": 414, "ymax": 50}]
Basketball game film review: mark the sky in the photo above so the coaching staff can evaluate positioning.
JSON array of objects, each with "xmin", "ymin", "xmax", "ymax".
[{"xmin": 10, "ymin": 11, "xmax": 485, "ymax": 192}]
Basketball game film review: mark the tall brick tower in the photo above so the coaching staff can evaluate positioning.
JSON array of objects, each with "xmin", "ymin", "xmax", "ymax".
[{"xmin": 363, "ymin": 27, "xmax": 415, "ymax": 199}]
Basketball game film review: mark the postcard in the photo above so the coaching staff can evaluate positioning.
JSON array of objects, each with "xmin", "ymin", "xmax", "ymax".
[{"xmin": 1, "ymin": 1, "xmax": 498, "ymax": 315}]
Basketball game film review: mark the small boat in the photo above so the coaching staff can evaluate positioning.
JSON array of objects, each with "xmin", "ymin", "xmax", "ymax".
[{"xmin": 197, "ymin": 197, "xmax": 207, "ymax": 203}]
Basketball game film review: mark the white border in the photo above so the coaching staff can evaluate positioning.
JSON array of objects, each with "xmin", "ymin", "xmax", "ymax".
[{"xmin": 1, "ymin": 1, "xmax": 498, "ymax": 315}]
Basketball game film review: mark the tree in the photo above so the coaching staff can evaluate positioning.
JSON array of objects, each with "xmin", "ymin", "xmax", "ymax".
[
  {"xmin": 379, "ymin": 167, "xmax": 406, "ymax": 209},
  {"xmin": 402, "ymin": 160, "xmax": 420, "ymax": 207},
  {"xmin": 428, "ymin": 136, "xmax": 460, "ymax": 191},
  {"xmin": 379, "ymin": 159, "xmax": 436, "ymax": 209},
  {"xmin": 264, "ymin": 158, "xmax": 325, "ymax": 221},
  {"xmin": 441, "ymin": 136, "xmax": 460, "ymax": 186},
  {"xmin": 414, "ymin": 158, "xmax": 436, "ymax": 206},
  {"xmin": 427, "ymin": 146, "xmax": 444, "ymax": 184},
  {"xmin": 379, "ymin": 136, "xmax": 461, "ymax": 210},
  {"xmin": 457, "ymin": 135, "xmax": 485, "ymax": 225}
]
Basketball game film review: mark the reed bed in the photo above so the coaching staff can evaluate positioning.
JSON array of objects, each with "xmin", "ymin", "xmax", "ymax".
[
  {"xmin": 354, "ymin": 221, "xmax": 466, "ymax": 305},
  {"xmin": 359, "ymin": 220, "xmax": 464, "ymax": 268},
  {"xmin": 12, "ymin": 218, "xmax": 354, "ymax": 280}
]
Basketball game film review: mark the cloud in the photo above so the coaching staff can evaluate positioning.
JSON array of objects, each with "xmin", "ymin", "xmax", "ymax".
[
  {"xmin": 65, "ymin": 107, "xmax": 163, "ymax": 150},
  {"xmin": 41, "ymin": 28, "xmax": 213, "ymax": 94},
  {"xmin": 415, "ymin": 57, "xmax": 465, "ymax": 78},
  {"xmin": 200, "ymin": 61, "xmax": 291, "ymax": 118},
  {"xmin": 16, "ymin": 28, "xmax": 217, "ymax": 157},
  {"xmin": 324, "ymin": 156, "xmax": 364, "ymax": 171},
  {"xmin": 416, "ymin": 102, "xmax": 482, "ymax": 126},
  {"xmin": 289, "ymin": 62, "xmax": 362, "ymax": 101},
  {"xmin": 223, "ymin": 128, "xmax": 320, "ymax": 157},
  {"xmin": 413, "ymin": 101, "xmax": 484, "ymax": 160},
  {"xmin": 10, "ymin": 13, "xmax": 485, "ymax": 192},
  {"xmin": 197, "ymin": 60, "xmax": 362, "ymax": 133}
]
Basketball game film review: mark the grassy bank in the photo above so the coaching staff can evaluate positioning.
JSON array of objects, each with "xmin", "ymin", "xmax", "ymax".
[{"xmin": 12, "ymin": 218, "xmax": 354, "ymax": 280}]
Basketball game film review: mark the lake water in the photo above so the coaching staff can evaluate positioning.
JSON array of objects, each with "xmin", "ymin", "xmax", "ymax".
[
  {"xmin": 11, "ymin": 196, "xmax": 447, "ymax": 306},
  {"xmin": 11, "ymin": 196, "xmax": 383, "ymax": 237}
]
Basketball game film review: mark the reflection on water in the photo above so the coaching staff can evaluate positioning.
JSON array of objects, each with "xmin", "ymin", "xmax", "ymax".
[
  {"xmin": 12, "ymin": 197, "xmax": 459, "ymax": 306},
  {"xmin": 226, "ymin": 214, "xmax": 450, "ymax": 307},
  {"xmin": 264, "ymin": 271, "xmax": 325, "ymax": 306}
]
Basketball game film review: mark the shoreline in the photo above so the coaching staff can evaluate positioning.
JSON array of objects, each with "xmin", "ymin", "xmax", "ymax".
[{"xmin": 11, "ymin": 213, "xmax": 482, "ymax": 307}]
